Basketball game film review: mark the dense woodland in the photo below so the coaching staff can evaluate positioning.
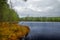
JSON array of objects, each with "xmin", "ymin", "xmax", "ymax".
[
  {"xmin": 0, "ymin": 0, "xmax": 19, "ymax": 22},
  {"xmin": 20, "ymin": 17, "xmax": 60, "ymax": 22}
]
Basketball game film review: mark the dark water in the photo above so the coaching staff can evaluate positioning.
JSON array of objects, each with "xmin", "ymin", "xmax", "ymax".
[{"xmin": 19, "ymin": 22, "xmax": 60, "ymax": 40}]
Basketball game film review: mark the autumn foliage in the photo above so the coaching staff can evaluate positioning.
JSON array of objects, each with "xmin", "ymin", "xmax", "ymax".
[{"xmin": 0, "ymin": 22, "xmax": 30, "ymax": 40}]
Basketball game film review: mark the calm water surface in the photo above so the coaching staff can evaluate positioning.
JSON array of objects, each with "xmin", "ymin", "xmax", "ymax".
[{"xmin": 19, "ymin": 22, "xmax": 60, "ymax": 40}]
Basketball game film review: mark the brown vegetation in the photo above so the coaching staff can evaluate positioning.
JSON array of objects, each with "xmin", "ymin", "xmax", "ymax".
[{"xmin": 0, "ymin": 22, "xmax": 30, "ymax": 40}]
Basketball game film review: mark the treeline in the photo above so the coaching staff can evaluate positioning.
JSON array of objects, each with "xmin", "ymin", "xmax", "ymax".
[
  {"xmin": 0, "ymin": 0, "xmax": 19, "ymax": 22},
  {"xmin": 20, "ymin": 17, "xmax": 60, "ymax": 22}
]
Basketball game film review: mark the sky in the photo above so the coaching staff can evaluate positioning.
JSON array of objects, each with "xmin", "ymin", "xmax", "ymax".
[{"xmin": 8, "ymin": 0, "xmax": 60, "ymax": 18}]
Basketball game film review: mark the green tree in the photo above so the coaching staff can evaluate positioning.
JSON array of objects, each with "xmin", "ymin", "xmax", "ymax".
[{"xmin": 0, "ymin": 0, "xmax": 19, "ymax": 22}]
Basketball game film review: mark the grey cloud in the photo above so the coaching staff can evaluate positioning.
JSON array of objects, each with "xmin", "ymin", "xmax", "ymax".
[{"xmin": 11, "ymin": 0, "xmax": 60, "ymax": 17}]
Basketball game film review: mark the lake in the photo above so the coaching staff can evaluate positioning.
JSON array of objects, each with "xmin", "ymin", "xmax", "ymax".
[{"xmin": 19, "ymin": 22, "xmax": 60, "ymax": 40}]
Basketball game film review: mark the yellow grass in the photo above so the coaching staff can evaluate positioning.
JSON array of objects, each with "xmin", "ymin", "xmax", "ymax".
[{"xmin": 0, "ymin": 22, "xmax": 30, "ymax": 40}]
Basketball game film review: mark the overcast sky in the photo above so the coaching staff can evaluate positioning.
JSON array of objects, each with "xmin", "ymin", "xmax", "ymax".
[{"xmin": 8, "ymin": 0, "xmax": 60, "ymax": 17}]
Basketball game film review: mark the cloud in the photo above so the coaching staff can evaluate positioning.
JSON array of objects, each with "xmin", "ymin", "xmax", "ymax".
[
  {"xmin": 58, "ymin": 0, "xmax": 60, "ymax": 2},
  {"xmin": 9, "ymin": 0, "xmax": 60, "ymax": 17},
  {"xmin": 13, "ymin": 0, "xmax": 54, "ymax": 12},
  {"xmin": 13, "ymin": 6, "xmax": 26, "ymax": 12}
]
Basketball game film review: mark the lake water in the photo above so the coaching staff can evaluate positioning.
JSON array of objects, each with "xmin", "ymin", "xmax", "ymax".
[{"xmin": 19, "ymin": 22, "xmax": 60, "ymax": 40}]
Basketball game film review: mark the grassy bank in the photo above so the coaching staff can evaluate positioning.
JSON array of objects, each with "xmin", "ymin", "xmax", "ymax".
[
  {"xmin": 0, "ymin": 22, "xmax": 30, "ymax": 40},
  {"xmin": 20, "ymin": 17, "xmax": 60, "ymax": 22}
]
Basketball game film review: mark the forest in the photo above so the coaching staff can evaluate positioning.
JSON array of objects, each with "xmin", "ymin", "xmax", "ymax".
[
  {"xmin": 20, "ymin": 17, "xmax": 60, "ymax": 22},
  {"xmin": 0, "ymin": 0, "xmax": 19, "ymax": 22}
]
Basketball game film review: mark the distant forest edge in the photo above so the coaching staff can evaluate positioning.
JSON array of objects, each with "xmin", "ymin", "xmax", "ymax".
[{"xmin": 20, "ymin": 17, "xmax": 60, "ymax": 22}]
